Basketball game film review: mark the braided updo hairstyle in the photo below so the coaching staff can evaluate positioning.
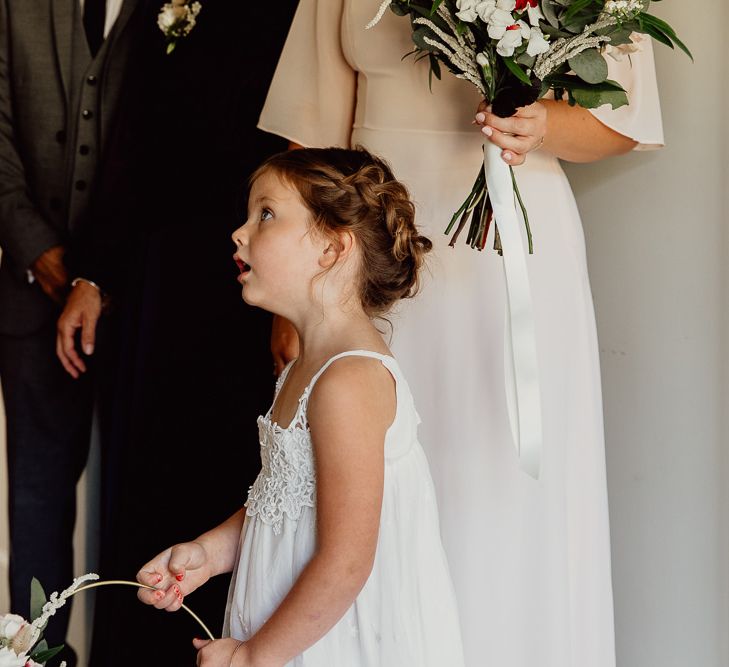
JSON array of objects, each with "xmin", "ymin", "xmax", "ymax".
[{"xmin": 251, "ymin": 147, "xmax": 432, "ymax": 317}]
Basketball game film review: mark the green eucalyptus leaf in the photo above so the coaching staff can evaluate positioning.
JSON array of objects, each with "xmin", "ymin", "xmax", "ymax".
[
  {"xmin": 572, "ymin": 85, "xmax": 628, "ymax": 109},
  {"xmin": 604, "ymin": 28, "xmax": 634, "ymax": 46},
  {"xmin": 391, "ymin": 2, "xmax": 410, "ymax": 17},
  {"xmin": 30, "ymin": 577, "xmax": 47, "ymax": 622},
  {"xmin": 33, "ymin": 640, "xmax": 50, "ymax": 655},
  {"xmin": 31, "ymin": 646, "xmax": 65, "ymax": 664},
  {"xmin": 542, "ymin": 1, "xmax": 561, "ymax": 28},
  {"xmin": 568, "ymin": 48, "xmax": 608, "ymax": 84},
  {"xmin": 516, "ymin": 52, "xmax": 537, "ymax": 69}
]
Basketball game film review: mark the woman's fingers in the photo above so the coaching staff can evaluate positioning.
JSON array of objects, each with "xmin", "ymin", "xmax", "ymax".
[{"xmin": 481, "ymin": 125, "xmax": 533, "ymax": 154}]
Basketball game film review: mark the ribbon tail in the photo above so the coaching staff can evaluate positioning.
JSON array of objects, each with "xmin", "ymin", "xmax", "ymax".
[{"xmin": 482, "ymin": 142, "xmax": 542, "ymax": 479}]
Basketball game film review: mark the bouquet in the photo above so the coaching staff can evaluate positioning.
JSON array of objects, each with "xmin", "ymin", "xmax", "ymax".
[
  {"xmin": 368, "ymin": 0, "xmax": 689, "ymax": 478},
  {"xmin": 0, "ymin": 575, "xmax": 213, "ymax": 666},
  {"xmin": 369, "ymin": 0, "xmax": 690, "ymax": 253}
]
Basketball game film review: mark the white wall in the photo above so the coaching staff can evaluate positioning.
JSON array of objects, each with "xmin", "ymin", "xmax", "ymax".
[{"xmin": 563, "ymin": 2, "xmax": 728, "ymax": 665}]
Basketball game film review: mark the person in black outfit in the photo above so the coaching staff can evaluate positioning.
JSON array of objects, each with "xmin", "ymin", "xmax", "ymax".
[
  {"xmin": 0, "ymin": 2, "xmax": 144, "ymax": 664},
  {"xmin": 58, "ymin": 1, "xmax": 299, "ymax": 664}
]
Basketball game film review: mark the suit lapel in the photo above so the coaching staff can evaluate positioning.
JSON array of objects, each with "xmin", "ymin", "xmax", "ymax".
[{"xmin": 51, "ymin": 0, "xmax": 75, "ymax": 104}]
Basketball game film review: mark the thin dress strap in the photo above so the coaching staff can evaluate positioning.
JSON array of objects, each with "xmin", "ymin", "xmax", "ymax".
[{"xmin": 299, "ymin": 350, "xmax": 399, "ymax": 415}]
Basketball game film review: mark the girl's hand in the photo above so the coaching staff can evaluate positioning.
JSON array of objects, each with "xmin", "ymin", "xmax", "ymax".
[
  {"xmin": 192, "ymin": 638, "xmax": 271, "ymax": 667},
  {"xmin": 474, "ymin": 100, "xmax": 547, "ymax": 166},
  {"xmin": 136, "ymin": 541, "xmax": 212, "ymax": 612}
]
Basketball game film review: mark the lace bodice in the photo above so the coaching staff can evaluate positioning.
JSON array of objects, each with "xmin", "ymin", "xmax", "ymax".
[
  {"xmin": 245, "ymin": 363, "xmax": 317, "ymax": 535},
  {"xmin": 244, "ymin": 350, "xmax": 407, "ymax": 535}
]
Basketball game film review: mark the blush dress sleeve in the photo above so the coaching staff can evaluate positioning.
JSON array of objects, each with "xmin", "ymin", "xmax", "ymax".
[
  {"xmin": 258, "ymin": 0, "xmax": 356, "ymax": 149},
  {"xmin": 589, "ymin": 37, "xmax": 665, "ymax": 150}
]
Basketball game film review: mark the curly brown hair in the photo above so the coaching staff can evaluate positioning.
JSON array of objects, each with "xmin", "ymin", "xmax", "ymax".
[{"xmin": 251, "ymin": 147, "xmax": 432, "ymax": 317}]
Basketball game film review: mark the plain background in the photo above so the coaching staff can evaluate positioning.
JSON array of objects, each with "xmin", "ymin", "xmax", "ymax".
[{"xmin": 1, "ymin": 2, "xmax": 727, "ymax": 665}]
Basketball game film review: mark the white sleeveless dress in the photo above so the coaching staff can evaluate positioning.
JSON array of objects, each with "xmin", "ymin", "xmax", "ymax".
[{"xmin": 224, "ymin": 350, "xmax": 465, "ymax": 666}]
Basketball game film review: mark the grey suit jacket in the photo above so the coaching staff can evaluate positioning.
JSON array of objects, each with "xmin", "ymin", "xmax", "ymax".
[{"xmin": 0, "ymin": 0, "xmax": 139, "ymax": 335}]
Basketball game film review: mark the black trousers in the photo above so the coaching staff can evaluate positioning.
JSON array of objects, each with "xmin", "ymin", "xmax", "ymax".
[{"xmin": 0, "ymin": 320, "xmax": 96, "ymax": 666}]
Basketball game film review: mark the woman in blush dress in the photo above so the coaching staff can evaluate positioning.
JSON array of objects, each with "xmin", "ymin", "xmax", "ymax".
[{"xmin": 258, "ymin": 2, "xmax": 664, "ymax": 666}]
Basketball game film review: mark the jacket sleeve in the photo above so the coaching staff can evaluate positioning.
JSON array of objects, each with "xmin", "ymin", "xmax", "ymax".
[{"xmin": 0, "ymin": 0, "xmax": 63, "ymax": 277}]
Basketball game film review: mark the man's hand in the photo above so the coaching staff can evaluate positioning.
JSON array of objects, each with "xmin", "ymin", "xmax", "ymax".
[
  {"xmin": 56, "ymin": 281, "xmax": 102, "ymax": 378},
  {"xmin": 31, "ymin": 245, "xmax": 68, "ymax": 304},
  {"xmin": 271, "ymin": 315, "xmax": 299, "ymax": 376}
]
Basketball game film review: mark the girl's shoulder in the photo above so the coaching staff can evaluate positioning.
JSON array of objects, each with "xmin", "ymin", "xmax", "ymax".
[{"xmin": 306, "ymin": 351, "xmax": 398, "ymax": 435}]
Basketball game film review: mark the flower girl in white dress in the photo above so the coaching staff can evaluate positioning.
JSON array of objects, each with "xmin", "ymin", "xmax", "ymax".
[{"xmin": 136, "ymin": 147, "xmax": 464, "ymax": 667}]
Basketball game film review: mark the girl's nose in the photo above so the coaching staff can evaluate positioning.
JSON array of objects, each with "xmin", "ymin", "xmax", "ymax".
[{"xmin": 231, "ymin": 224, "xmax": 247, "ymax": 246}]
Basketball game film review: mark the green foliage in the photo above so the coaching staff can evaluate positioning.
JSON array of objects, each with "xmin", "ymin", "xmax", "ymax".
[
  {"xmin": 639, "ymin": 12, "xmax": 693, "ymax": 60},
  {"xmin": 545, "ymin": 74, "xmax": 628, "ymax": 109},
  {"xmin": 568, "ymin": 48, "xmax": 609, "ymax": 84},
  {"xmin": 30, "ymin": 645, "xmax": 65, "ymax": 664},
  {"xmin": 30, "ymin": 577, "xmax": 47, "ymax": 623},
  {"xmin": 503, "ymin": 57, "xmax": 532, "ymax": 85}
]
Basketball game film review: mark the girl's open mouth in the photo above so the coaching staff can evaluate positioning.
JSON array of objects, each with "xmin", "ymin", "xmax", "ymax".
[{"xmin": 234, "ymin": 255, "xmax": 251, "ymax": 280}]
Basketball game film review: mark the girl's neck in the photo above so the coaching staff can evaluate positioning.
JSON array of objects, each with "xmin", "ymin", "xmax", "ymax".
[{"xmin": 288, "ymin": 305, "xmax": 387, "ymax": 366}]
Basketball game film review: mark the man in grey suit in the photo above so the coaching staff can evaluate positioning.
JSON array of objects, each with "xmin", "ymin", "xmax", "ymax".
[{"xmin": 0, "ymin": 1, "xmax": 141, "ymax": 661}]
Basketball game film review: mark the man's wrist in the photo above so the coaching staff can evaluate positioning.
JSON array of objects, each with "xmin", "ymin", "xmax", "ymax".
[{"xmin": 71, "ymin": 277, "xmax": 104, "ymax": 295}]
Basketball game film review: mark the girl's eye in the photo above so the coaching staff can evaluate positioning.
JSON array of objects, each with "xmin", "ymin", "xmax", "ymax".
[{"xmin": 261, "ymin": 208, "xmax": 273, "ymax": 222}]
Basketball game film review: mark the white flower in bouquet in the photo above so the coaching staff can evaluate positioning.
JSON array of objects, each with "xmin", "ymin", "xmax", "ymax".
[
  {"xmin": 8, "ymin": 624, "xmax": 39, "ymax": 655},
  {"xmin": 456, "ymin": 0, "xmax": 497, "ymax": 23},
  {"xmin": 488, "ymin": 14, "xmax": 530, "ymax": 57},
  {"xmin": 526, "ymin": 27, "xmax": 550, "ymax": 57},
  {"xmin": 0, "ymin": 615, "xmax": 24, "ymax": 642},
  {"xmin": 521, "ymin": 3, "xmax": 544, "ymax": 27},
  {"xmin": 0, "ymin": 647, "xmax": 26, "ymax": 667}
]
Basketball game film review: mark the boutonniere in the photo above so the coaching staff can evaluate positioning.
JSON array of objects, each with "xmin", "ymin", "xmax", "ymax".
[{"xmin": 157, "ymin": 0, "xmax": 202, "ymax": 54}]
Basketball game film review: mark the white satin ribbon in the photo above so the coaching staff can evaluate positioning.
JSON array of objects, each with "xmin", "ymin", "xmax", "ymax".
[{"xmin": 482, "ymin": 141, "xmax": 542, "ymax": 479}]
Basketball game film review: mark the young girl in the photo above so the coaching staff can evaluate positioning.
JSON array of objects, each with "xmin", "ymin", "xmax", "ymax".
[{"xmin": 136, "ymin": 148, "xmax": 465, "ymax": 667}]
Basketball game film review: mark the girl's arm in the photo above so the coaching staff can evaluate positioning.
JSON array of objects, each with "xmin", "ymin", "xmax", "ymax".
[
  {"xmin": 136, "ymin": 508, "xmax": 246, "ymax": 611},
  {"xmin": 231, "ymin": 357, "xmax": 395, "ymax": 667}
]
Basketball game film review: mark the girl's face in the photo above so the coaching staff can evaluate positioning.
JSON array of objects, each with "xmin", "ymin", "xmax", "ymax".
[{"xmin": 232, "ymin": 171, "xmax": 324, "ymax": 315}]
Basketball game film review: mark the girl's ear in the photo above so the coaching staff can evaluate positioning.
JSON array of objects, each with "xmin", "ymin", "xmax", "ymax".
[{"xmin": 319, "ymin": 231, "xmax": 355, "ymax": 269}]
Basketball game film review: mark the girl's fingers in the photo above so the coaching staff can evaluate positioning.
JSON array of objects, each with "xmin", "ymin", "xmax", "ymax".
[
  {"xmin": 137, "ymin": 568, "xmax": 164, "ymax": 587},
  {"xmin": 136, "ymin": 581, "xmax": 184, "ymax": 609}
]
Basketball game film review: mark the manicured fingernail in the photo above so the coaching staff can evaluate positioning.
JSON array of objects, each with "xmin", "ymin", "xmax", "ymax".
[
  {"xmin": 156, "ymin": 574, "xmax": 163, "ymax": 583},
  {"xmin": 486, "ymin": 105, "xmax": 492, "ymax": 112},
  {"xmin": 175, "ymin": 573, "xmax": 184, "ymax": 581},
  {"xmin": 154, "ymin": 590, "xmax": 164, "ymax": 599},
  {"xmin": 83, "ymin": 344, "xmax": 93, "ymax": 355},
  {"xmin": 475, "ymin": 112, "xmax": 486, "ymax": 123},
  {"xmin": 503, "ymin": 151, "xmax": 513, "ymax": 161},
  {"xmin": 482, "ymin": 126, "xmax": 493, "ymax": 137}
]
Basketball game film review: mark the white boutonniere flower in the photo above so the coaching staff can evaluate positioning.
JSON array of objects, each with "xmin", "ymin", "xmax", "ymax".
[{"xmin": 157, "ymin": 0, "xmax": 202, "ymax": 54}]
